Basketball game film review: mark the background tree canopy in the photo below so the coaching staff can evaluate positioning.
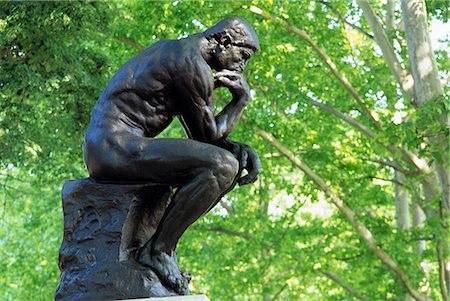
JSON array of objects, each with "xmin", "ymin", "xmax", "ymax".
[{"xmin": 0, "ymin": 1, "xmax": 448, "ymax": 300}]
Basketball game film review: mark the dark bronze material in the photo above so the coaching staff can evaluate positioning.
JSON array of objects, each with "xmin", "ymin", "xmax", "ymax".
[{"xmin": 56, "ymin": 17, "xmax": 260, "ymax": 298}]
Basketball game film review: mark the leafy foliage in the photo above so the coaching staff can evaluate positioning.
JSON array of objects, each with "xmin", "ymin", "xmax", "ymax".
[{"xmin": 1, "ymin": 1, "xmax": 448, "ymax": 300}]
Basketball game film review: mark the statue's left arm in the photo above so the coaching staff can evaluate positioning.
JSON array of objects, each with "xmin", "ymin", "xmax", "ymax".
[
  {"xmin": 176, "ymin": 67, "xmax": 248, "ymax": 142},
  {"xmin": 176, "ymin": 65, "xmax": 260, "ymax": 185},
  {"xmin": 213, "ymin": 70, "xmax": 261, "ymax": 185}
]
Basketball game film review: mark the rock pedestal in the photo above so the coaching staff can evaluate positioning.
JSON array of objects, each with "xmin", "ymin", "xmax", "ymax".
[
  {"xmin": 55, "ymin": 178, "xmax": 178, "ymax": 301},
  {"xmin": 128, "ymin": 296, "xmax": 210, "ymax": 301}
]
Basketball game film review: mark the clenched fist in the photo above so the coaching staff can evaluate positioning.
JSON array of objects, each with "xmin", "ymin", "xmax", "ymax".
[{"xmin": 214, "ymin": 70, "xmax": 250, "ymax": 100}]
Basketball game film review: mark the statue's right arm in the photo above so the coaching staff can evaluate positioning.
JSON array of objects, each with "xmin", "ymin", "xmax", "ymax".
[
  {"xmin": 176, "ymin": 67, "xmax": 249, "ymax": 144},
  {"xmin": 175, "ymin": 65, "xmax": 259, "ymax": 185}
]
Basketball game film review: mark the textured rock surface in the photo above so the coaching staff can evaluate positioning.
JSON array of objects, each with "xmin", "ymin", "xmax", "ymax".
[
  {"xmin": 128, "ymin": 295, "xmax": 210, "ymax": 301},
  {"xmin": 55, "ymin": 178, "xmax": 177, "ymax": 301}
]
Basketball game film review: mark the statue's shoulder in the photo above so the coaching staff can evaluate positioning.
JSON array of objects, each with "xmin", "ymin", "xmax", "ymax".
[
  {"xmin": 160, "ymin": 37, "xmax": 213, "ymax": 86},
  {"xmin": 141, "ymin": 39, "xmax": 193, "ymax": 73},
  {"xmin": 135, "ymin": 37, "xmax": 213, "ymax": 95},
  {"xmin": 141, "ymin": 39, "xmax": 182, "ymax": 61}
]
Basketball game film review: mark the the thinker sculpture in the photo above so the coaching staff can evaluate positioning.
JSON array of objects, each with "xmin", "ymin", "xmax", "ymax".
[{"xmin": 56, "ymin": 17, "xmax": 260, "ymax": 299}]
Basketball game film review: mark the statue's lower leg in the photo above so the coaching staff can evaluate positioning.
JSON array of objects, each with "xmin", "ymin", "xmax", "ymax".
[
  {"xmin": 138, "ymin": 170, "xmax": 223, "ymax": 295},
  {"xmin": 138, "ymin": 245, "xmax": 189, "ymax": 295}
]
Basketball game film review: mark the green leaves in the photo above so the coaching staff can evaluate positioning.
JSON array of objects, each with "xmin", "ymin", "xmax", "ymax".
[{"xmin": 1, "ymin": 1, "xmax": 448, "ymax": 300}]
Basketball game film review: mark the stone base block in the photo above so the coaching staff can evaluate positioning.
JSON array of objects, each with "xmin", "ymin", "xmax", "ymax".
[
  {"xmin": 55, "ymin": 178, "xmax": 180, "ymax": 301},
  {"xmin": 121, "ymin": 295, "xmax": 210, "ymax": 301}
]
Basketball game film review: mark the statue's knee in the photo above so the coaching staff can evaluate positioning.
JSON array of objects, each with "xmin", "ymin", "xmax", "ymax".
[
  {"xmin": 213, "ymin": 152, "xmax": 239, "ymax": 190},
  {"xmin": 225, "ymin": 153, "xmax": 239, "ymax": 179}
]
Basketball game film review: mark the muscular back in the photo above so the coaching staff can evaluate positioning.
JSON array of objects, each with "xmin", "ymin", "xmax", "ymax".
[
  {"xmin": 83, "ymin": 34, "xmax": 216, "ymax": 178},
  {"xmin": 85, "ymin": 34, "xmax": 213, "ymax": 139}
]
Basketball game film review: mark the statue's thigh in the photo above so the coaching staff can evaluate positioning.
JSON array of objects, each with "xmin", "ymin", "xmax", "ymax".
[{"xmin": 118, "ymin": 136, "xmax": 237, "ymax": 185}]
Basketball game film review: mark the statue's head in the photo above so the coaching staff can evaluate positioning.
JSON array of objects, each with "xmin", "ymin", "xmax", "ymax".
[{"xmin": 204, "ymin": 17, "xmax": 259, "ymax": 72}]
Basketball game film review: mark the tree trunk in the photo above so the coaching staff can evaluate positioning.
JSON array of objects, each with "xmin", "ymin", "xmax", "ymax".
[
  {"xmin": 400, "ymin": 0, "xmax": 442, "ymax": 106},
  {"xmin": 413, "ymin": 202, "xmax": 427, "ymax": 255},
  {"xmin": 319, "ymin": 269, "xmax": 368, "ymax": 301},
  {"xmin": 401, "ymin": 0, "xmax": 449, "ymax": 297},
  {"xmin": 395, "ymin": 171, "xmax": 415, "ymax": 301},
  {"xmin": 357, "ymin": 0, "xmax": 415, "ymax": 101},
  {"xmin": 254, "ymin": 126, "xmax": 435, "ymax": 301},
  {"xmin": 386, "ymin": 0, "xmax": 395, "ymax": 31},
  {"xmin": 395, "ymin": 171, "xmax": 410, "ymax": 230}
]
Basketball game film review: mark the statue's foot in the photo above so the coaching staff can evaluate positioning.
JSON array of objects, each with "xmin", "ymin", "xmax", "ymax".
[
  {"xmin": 181, "ymin": 270, "xmax": 192, "ymax": 282},
  {"xmin": 138, "ymin": 248, "xmax": 189, "ymax": 295}
]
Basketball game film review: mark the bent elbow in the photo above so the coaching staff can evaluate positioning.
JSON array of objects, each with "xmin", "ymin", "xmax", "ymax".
[
  {"xmin": 197, "ymin": 128, "xmax": 226, "ymax": 144},
  {"xmin": 214, "ymin": 123, "xmax": 229, "ymax": 141}
]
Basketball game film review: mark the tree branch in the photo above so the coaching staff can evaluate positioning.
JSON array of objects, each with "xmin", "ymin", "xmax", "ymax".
[
  {"xmin": 196, "ymin": 226, "xmax": 253, "ymax": 240},
  {"xmin": 356, "ymin": 175, "xmax": 407, "ymax": 187},
  {"xmin": 194, "ymin": 225, "xmax": 276, "ymax": 250},
  {"xmin": 319, "ymin": 269, "xmax": 368, "ymax": 301},
  {"xmin": 410, "ymin": 236, "xmax": 434, "ymax": 242},
  {"xmin": 97, "ymin": 16, "xmax": 431, "ymax": 175},
  {"xmin": 251, "ymin": 77, "xmax": 427, "ymax": 176},
  {"xmin": 251, "ymin": 124, "xmax": 434, "ymax": 301},
  {"xmin": 1, "ymin": 173, "xmax": 9, "ymax": 221},
  {"xmin": 95, "ymin": 20, "xmax": 434, "ymax": 301},
  {"xmin": 437, "ymin": 241, "xmax": 450, "ymax": 301},
  {"xmin": 308, "ymin": 99, "xmax": 431, "ymax": 174},
  {"xmin": 219, "ymin": 200, "xmax": 235, "ymax": 215},
  {"xmin": 248, "ymin": 5, "xmax": 382, "ymax": 128},
  {"xmin": 97, "ymin": 29, "xmax": 145, "ymax": 51},
  {"xmin": 370, "ymin": 158, "xmax": 420, "ymax": 177},
  {"xmin": 356, "ymin": 0, "xmax": 416, "ymax": 104},
  {"xmin": 386, "ymin": 0, "xmax": 395, "ymax": 31},
  {"xmin": 441, "ymin": 73, "xmax": 450, "ymax": 87},
  {"xmin": 335, "ymin": 253, "xmax": 364, "ymax": 262},
  {"xmin": 272, "ymin": 282, "xmax": 289, "ymax": 301},
  {"xmin": 318, "ymin": 0, "xmax": 374, "ymax": 40}
]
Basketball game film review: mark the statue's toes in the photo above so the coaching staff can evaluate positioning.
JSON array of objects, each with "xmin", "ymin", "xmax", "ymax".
[
  {"xmin": 181, "ymin": 270, "xmax": 192, "ymax": 282},
  {"xmin": 176, "ymin": 276, "xmax": 189, "ymax": 295},
  {"xmin": 139, "ymin": 251, "xmax": 189, "ymax": 295},
  {"xmin": 166, "ymin": 274, "xmax": 187, "ymax": 295}
]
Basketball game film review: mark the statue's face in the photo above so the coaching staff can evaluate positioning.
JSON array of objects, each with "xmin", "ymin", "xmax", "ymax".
[{"xmin": 213, "ymin": 43, "xmax": 254, "ymax": 72}]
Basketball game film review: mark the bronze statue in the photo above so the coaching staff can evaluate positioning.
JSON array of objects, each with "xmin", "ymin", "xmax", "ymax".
[{"xmin": 83, "ymin": 17, "xmax": 260, "ymax": 295}]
